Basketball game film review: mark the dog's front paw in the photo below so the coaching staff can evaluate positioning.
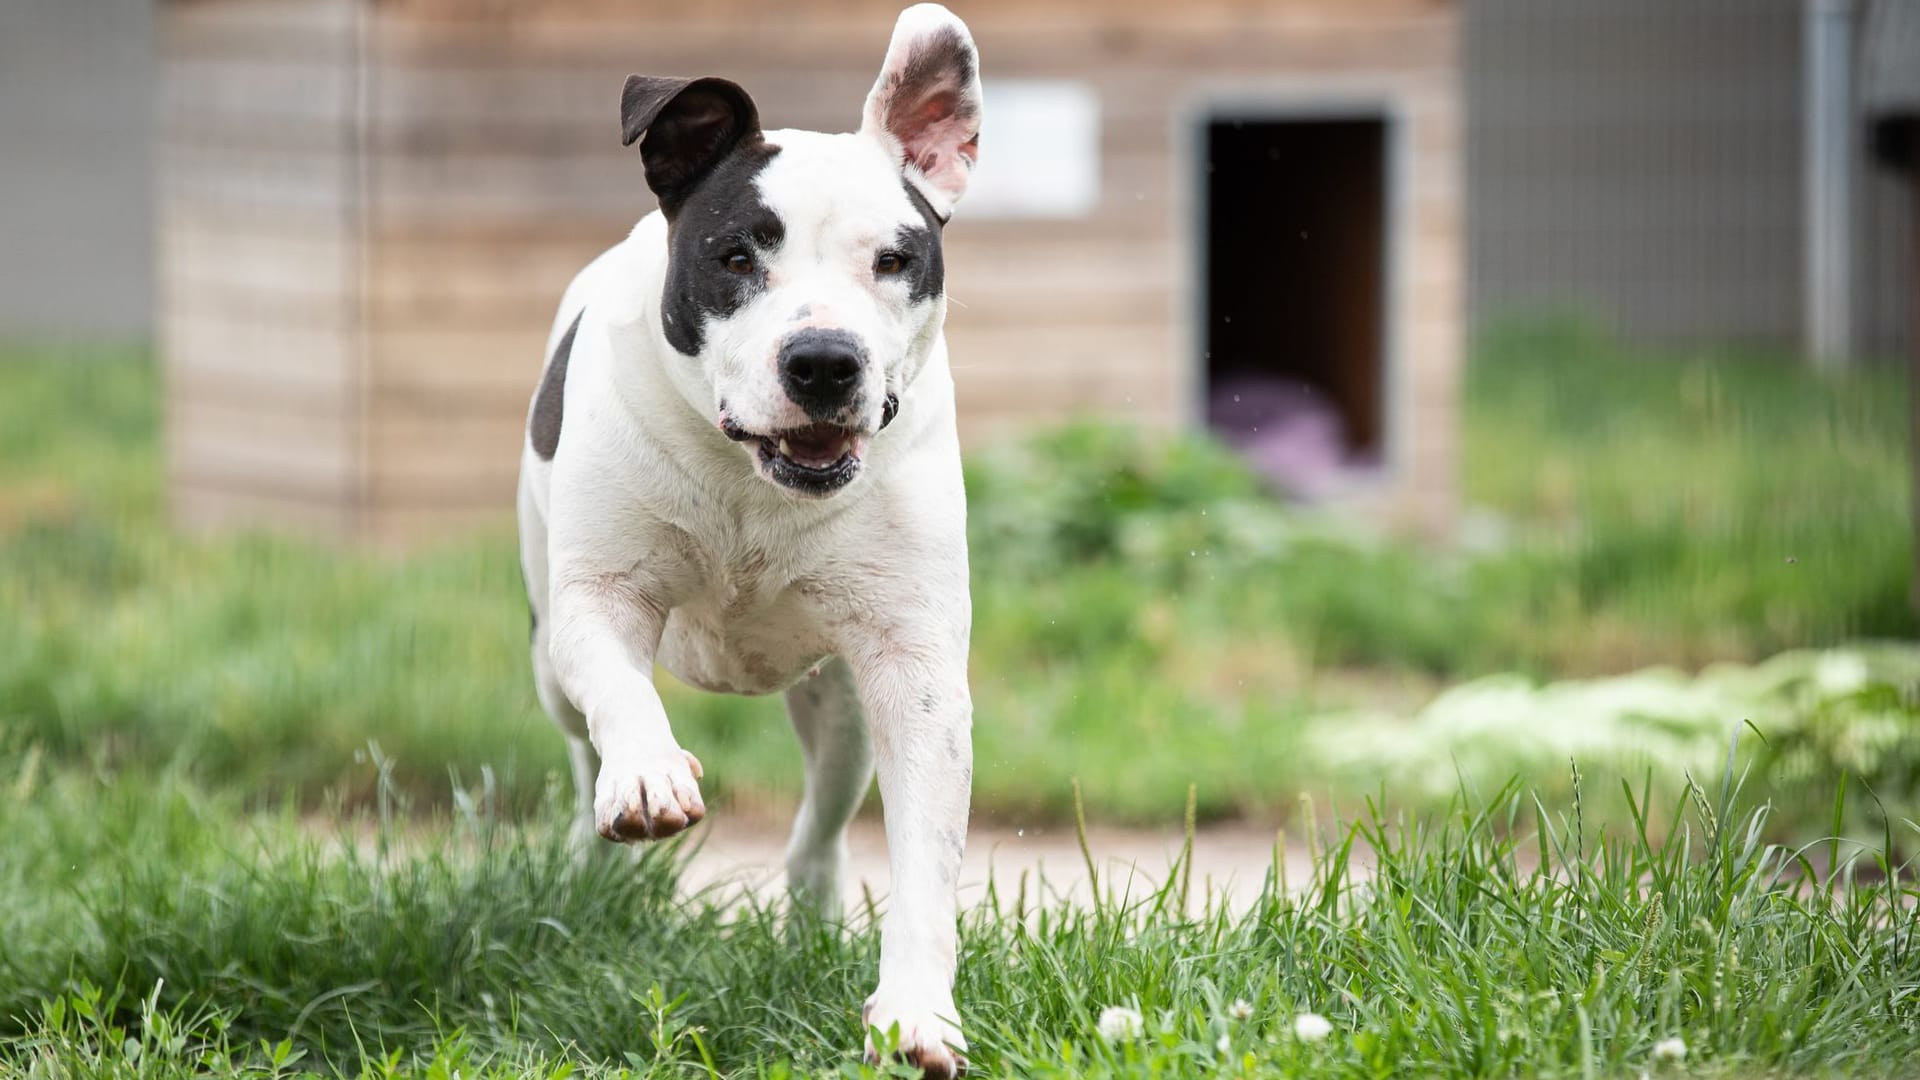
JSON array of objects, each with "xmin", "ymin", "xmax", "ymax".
[
  {"xmin": 594, "ymin": 745, "xmax": 706, "ymax": 841},
  {"xmin": 864, "ymin": 989, "xmax": 966, "ymax": 1078}
]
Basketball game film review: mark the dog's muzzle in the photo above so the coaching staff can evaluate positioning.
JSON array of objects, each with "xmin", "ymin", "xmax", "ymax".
[{"xmin": 720, "ymin": 409, "xmax": 872, "ymax": 498}]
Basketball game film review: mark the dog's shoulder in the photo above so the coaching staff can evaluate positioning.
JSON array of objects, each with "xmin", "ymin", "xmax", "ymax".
[
  {"xmin": 525, "ymin": 215, "xmax": 672, "ymax": 453},
  {"xmin": 554, "ymin": 216, "xmax": 667, "ymax": 352}
]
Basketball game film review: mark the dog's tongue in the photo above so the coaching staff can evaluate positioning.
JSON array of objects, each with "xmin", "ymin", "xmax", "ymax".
[{"xmin": 779, "ymin": 425, "xmax": 850, "ymax": 467}]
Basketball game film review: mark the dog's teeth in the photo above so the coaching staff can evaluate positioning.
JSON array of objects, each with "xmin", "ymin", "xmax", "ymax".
[{"xmin": 778, "ymin": 438, "xmax": 792, "ymax": 457}]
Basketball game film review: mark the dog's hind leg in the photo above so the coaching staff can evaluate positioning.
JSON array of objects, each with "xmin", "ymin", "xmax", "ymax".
[
  {"xmin": 783, "ymin": 657, "xmax": 873, "ymax": 915},
  {"xmin": 521, "ymin": 472, "xmax": 600, "ymax": 848},
  {"xmin": 536, "ymin": 652, "xmax": 599, "ymax": 848}
]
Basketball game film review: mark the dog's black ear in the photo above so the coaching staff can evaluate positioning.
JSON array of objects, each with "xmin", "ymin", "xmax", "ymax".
[{"xmin": 620, "ymin": 75, "xmax": 762, "ymax": 216}]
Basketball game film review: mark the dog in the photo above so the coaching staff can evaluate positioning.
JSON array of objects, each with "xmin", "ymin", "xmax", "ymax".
[{"xmin": 516, "ymin": 5, "xmax": 981, "ymax": 1073}]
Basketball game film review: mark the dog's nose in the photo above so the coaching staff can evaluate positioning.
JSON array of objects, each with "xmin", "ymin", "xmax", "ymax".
[
  {"xmin": 785, "ymin": 349, "xmax": 860, "ymax": 392},
  {"xmin": 779, "ymin": 329, "xmax": 866, "ymax": 413}
]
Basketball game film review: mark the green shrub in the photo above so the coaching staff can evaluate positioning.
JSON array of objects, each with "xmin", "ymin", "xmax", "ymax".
[{"xmin": 0, "ymin": 327, "xmax": 1911, "ymax": 829}]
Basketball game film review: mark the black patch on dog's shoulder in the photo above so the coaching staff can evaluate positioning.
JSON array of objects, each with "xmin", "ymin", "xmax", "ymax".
[
  {"xmin": 530, "ymin": 311, "xmax": 582, "ymax": 460},
  {"xmin": 661, "ymin": 140, "xmax": 784, "ymax": 356},
  {"xmin": 893, "ymin": 180, "xmax": 946, "ymax": 305}
]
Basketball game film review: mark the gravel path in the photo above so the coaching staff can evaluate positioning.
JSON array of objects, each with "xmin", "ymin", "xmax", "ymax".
[{"xmin": 678, "ymin": 818, "xmax": 1344, "ymax": 914}]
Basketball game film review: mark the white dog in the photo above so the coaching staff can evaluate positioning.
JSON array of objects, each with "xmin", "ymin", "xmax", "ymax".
[{"xmin": 516, "ymin": 6, "xmax": 980, "ymax": 1073}]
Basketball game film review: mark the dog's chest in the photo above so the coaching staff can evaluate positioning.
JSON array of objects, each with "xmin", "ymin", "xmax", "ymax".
[{"xmin": 655, "ymin": 547, "xmax": 833, "ymax": 696}]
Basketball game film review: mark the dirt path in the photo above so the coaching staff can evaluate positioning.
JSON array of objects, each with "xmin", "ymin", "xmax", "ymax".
[{"xmin": 679, "ymin": 818, "xmax": 1344, "ymax": 914}]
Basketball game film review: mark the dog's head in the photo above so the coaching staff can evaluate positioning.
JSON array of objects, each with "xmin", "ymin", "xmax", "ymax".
[{"xmin": 621, "ymin": 4, "xmax": 981, "ymax": 498}]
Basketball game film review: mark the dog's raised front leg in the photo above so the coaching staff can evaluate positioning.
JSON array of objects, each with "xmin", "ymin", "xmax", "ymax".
[
  {"xmin": 784, "ymin": 657, "xmax": 873, "ymax": 914},
  {"xmin": 846, "ymin": 634, "xmax": 972, "ymax": 1076},
  {"xmin": 548, "ymin": 576, "xmax": 705, "ymax": 841}
]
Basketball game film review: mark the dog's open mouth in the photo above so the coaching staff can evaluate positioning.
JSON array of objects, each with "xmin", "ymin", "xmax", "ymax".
[{"xmin": 722, "ymin": 418, "xmax": 867, "ymax": 495}]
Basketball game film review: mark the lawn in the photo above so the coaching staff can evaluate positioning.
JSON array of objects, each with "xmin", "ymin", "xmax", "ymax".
[
  {"xmin": 0, "ymin": 324, "xmax": 1912, "ymax": 827},
  {"xmin": 2, "ymin": 759, "xmax": 1915, "ymax": 1077},
  {"xmin": 1, "ymin": 325, "xmax": 1917, "ymax": 1075}
]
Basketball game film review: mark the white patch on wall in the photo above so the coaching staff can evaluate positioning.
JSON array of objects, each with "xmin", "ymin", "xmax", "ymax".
[{"xmin": 963, "ymin": 79, "xmax": 1101, "ymax": 219}]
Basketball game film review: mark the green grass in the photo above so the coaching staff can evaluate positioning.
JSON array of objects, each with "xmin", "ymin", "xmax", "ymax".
[
  {"xmin": 1, "ymin": 331, "xmax": 1916, "ymax": 1077},
  {"xmin": 0, "ymin": 328, "xmax": 1912, "ymax": 822},
  {"xmin": 1466, "ymin": 321, "xmax": 1916, "ymax": 671},
  {"xmin": 0, "ymin": 325, "xmax": 1912, "ymax": 826},
  {"xmin": 1, "ymin": 755, "xmax": 1915, "ymax": 1077}
]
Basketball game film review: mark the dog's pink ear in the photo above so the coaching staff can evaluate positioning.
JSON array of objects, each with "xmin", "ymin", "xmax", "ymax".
[
  {"xmin": 859, "ymin": 4, "xmax": 983, "ymax": 220},
  {"xmin": 621, "ymin": 75, "xmax": 761, "ymax": 217}
]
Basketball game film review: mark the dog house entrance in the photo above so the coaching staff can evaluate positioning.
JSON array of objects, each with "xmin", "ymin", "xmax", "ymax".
[{"xmin": 1202, "ymin": 115, "xmax": 1389, "ymax": 497}]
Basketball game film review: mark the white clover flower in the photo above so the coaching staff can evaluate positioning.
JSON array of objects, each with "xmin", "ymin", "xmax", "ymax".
[
  {"xmin": 1652, "ymin": 1036, "xmax": 1688, "ymax": 1063},
  {"xmin": 1228, "ymin": 998, "xmax": 1254, "ymax": 1022},
  {"xmin": 1097, "ymin": 1005, "xmax": 1144, "ymax": 1042},
  {"xmin": 1292, "ymin": 1012, "xmax": 1333, "ymax": 1042},
  {"xmin": 1216, "ymin": 1034, "xmax": 1232, "ymax": 1055},
  {"xmin": 1814, "ymin": 652, "xmax": 1869, "ymax": 696}
]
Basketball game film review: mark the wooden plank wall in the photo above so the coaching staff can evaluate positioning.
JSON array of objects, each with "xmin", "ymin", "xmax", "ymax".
[
  {"xmin": 164, "ymin": 0, "xmax": 1461, "ymax": 544},
  {"xmin": 161, "ymin": 0, "xmax": 366, "ymax": 536}
]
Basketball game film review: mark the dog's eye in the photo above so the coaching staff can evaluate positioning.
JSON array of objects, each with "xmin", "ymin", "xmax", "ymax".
[
  {"xmin": 874, "ymin": 251, "xmax": 909, "ymax": 276},
  {"xmin": 723, "ymin": 251, "xmax": 755, "ymax": 275}
]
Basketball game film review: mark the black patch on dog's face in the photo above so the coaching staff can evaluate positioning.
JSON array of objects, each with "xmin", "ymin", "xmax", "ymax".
[
  {"xmin": 892, "ymin": 180, "xmax": 946, "ymax": 306},
  {"xmin": 660, "ymin": 140, "xmax": 784, "ymax": 357},
  {"xmin": 530, "ymin": 310, "xmax": 583, "ymax": 460}
]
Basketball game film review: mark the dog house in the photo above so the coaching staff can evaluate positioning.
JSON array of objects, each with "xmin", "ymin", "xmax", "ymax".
[{"xmin": 161, "ymin": 0, "xmax": 1461, "ymax": 545}]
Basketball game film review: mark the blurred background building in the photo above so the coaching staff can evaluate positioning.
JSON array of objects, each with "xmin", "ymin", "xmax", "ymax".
[
  {"xmin": 1469, "ymin": 0, "xmax": 1912, "ymax": 362},
  {"xmin": 0, "ymin": 0, "xmax": 1912, "ymax": 546},
  {"xmin": 148, "ymin": 0, "xmax": 1463, "ymax": 545},
  {"xmin": 0, "ymin": 0, "xmax": 155, "ymax": 339}
]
